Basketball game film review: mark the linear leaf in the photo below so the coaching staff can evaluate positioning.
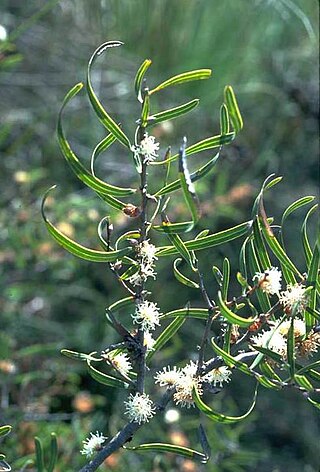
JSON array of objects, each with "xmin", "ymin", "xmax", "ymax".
[
  {"xmin": 58, "ymin": 83, "xmax": 135, "ymax": 197},
  {"xmin": 87, "ymin": 41, "xmax": 131, "ymax": 148},
  {"xmin": 134, "ymin": 58, "xmax": 152, "ymax": 102},
  {"xmin": 218, "ymin": 291, "xmax": 256, "ymax": 328},
  {"xmin": 156, "ymin": 221, "xmax": 251, "ymax": 256},
  {"xmin": 0, "ymin": 426, "xmax": 11, "ymax": 438},
  {"xmin": 252, "ymin": 218, "xmax": 271, "ymax": 270},
  {"xmin": 146, "ymin": 315, "xmax": 186, "ymax": 363},
  {"xmin": 148, "ymin": 99, "xmax": 199, "ymax": 125},
  {"xmin": 281, "ymin": 196, "xmax": 315, "ymax": 225},
  {"xmin": 306, "ymin": 241, "xmax": 320, "ymax": 330},
  {"xmin": 220, "ymin": 103, "xmax": 230, "ymax": 134},
  {"xmin": 161, "ymin": 308, "xmax": 208, "ymax": 320},
  {"xmin": 90, "ymin": 133, "xmax": 116, "ymax": 175},
  {"xmin": 150, "ymin": 69, "xmax": 211, "ymax": 94},
  {"xmin": 247, "ymin": 240, "xmax": 271, "ymax": 313},
  {"xmin": 224, "ymin": 85, "xmax": 243, "ymax": 133},
  {"xmin": 210, "ymin": 338, "xmax": 253, "ymax": 375},
  {"xmin": 42, "ymin": 188, "xmax": 131, "ymax": 262},
  {"xmin": 222, "ymin": 258, "xmax": 230, "ymax": 299},
  {"xmin": 126, "ymin": 443, "xmax": 207, "ymax": 463},
  {"xmin": 173, "ymin": 258, "xmax": 199, "ymax": 288},
  {"xmin": 163, "ymin": 223, "xmax": 196, "ymax": 269},
  {"xmin": 193, "ymin": 385, "xmax": 257, "ymax": 423},
  {"xmin": 294, "ymin": 374, "xmax": 313, "ymax": 391},
  {"xmin": 151, "ymin": 132, "xmax": 234, "ymax": 166},
  {"xmin": 87, "ymin": 359, "xmax": 129, "ymax": 388},
  {"xmin": 47, "ymin": 433, "xmax": 58, "ymax": 472},
  {"xmin": 301, "ymin": 204, "xmax": 318, "ymax": 266},
  {"xmin": 178, "ymin": 137, "xmax": 199, "ymax": 231},
  {"xmin": 34, "ymin": 437, "xmax": 44, "ymax": 472},
  {"xmin": 60, "ymin": 349, "xmax": 100, "ymax": 362},
  {"xmin": 307, "ymin": 397, "xmax": 320, "ymax": 410}
]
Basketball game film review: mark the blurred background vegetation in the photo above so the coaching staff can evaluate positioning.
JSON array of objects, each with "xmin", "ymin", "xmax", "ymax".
[{"xmin": 0, "ymin": 0, "xmax": 319, "ymax": 471}]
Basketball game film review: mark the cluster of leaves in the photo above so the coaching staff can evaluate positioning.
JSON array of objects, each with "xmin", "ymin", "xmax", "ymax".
[{"xmin": 39, "ymin": 41, "xmax": 319, "ymax": 470}]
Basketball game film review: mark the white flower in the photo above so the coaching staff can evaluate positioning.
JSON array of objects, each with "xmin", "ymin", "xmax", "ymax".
[
  {"xmin": 102, "ymin": 351, "xmax": 132, "ymax": 377},
  {"xmin": 279, "ymin": 284, "xmax": 309, "ymax": 314},
  {"xmin": 139, "ymin": 240, "xmax": 158, "ymax": 264},
  {"xmin": 143, "ymin": 330, "xmax": 156, "ymax": 351},
  {"xmin": 124, "ymin": 392, "xmax": 156, "ymax": 424},
  {"xmin": 80, "ymin": 431, "xmax": 107, "ymax": 458},
  {"xmin": 128, "ymin": 264, "xmax": 156, "ymax": 286},
  {"xmin": 277, "ymin": 319, "xmax": 306, "ymax": 338},
  {"xmin": 132, "ymin": 300, "xmax": 161, "ymax": 331},
  {"xmin": 251, "ymin": 329, "xmax": 287, "ymax": 357},
  {"xmin": 134, "ymin": 133, "xmax": 160, "ymax": 163},
  {"xmin": 253, "ymin": 267, "xmax": 282, "ymax": 295},
  {"xmin": 204, "ymin": 365, "xmax": 232, "ymax": 387},
  {"xmin": 155, "ymin": 366, "xmax": 182, "ymax": 387},
  {"xmin": 173, "ymin": 361, "xmax": 203, "ymax": 409}
]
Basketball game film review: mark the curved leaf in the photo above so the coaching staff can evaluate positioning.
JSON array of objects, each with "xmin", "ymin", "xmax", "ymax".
[
  {"xmin": 221, "ymin": 258, "xmax": 230, "ymax": 299},
  {"xmin": 148, "ymin": 99, "xmax": 199, "ymax": 125},
  {"xmin": 58, "ymin": 82, "xmax": 135, "ymax": 197},
  {"xmin": 42, "ymin": 187, "xmax": 131, "ymax": 262},
  {"xmin": 173, "ymin": 258, "xmax": 199, "ymax": 288},
  {"xmin": 126, "ymin": 443, "xmax": 207, "ymax": 463},
  {"xmin": 87, "ymin": 359, "xmax": 129, "ymax": 388},
  {"xmin": 178, "ymin": 137, "xmax": 199, "ymax": 230},
  {"xmin": 87, "ymin": 41, "xmax": 131, "ymax": 148},
  {"xmin": 301, "ymin": 204, "xmax": 318, "ymax": 266},
  {"xmin": 47, "ymin": 433, "xmax": 58, "ymax": 472},
  {"xmin": 156, "ymin": 221, "xmax": 251, "ymax": 256},
  {"xmin": 281, "ymin": 196, "xmax": 315, "ymax": 226},
  {"xmin": 224, "ymin": 85, "xmax": 243, "ymax": 133},
  {"xmin": 151, "ymin": 132, "xmax": 234, "ymax": 166},
  {"xmin": 193, "ymin": 385, "xmax": 257, "ymax": 423},
  {"xmin": 218, "ymin": 291, "xmax": 256, "ymax": 328},
  {"xmin": 150, "ymin": 69, "xmax": 212, "ymax": 95},
  {"xmin": 134, "ymin": 59, "xmax": 152, "ymax": 102},
  {"xmin": 220, "ymin": 103, "xmax": 230, "ymax": 134},
  {"xmin": 34, "ymin": 437, "xmax": 44, "ymax": 472},
  {"xmin": 90, "ymin": 133, "xmax": 116, "ymax": 176},
  {"xmin": 0, "ymin": 426, "xmax": 11, "ymax": 438}
]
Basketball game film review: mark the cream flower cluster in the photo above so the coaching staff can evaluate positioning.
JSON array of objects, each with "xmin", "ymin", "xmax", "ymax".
[
  {"xmin": 102, "ymin": 350, "xmax": 132, "ymax": 377},
  {"xmin": 155, "ymin": 361, "xmax": 231, "ymax": 409},
  {"xmin": 80, "ymin": 431, "xmax": 107, "ymax": 458},
  {"xmin": 129, "ymin": 240, "xmax": 158, "ymax": 287},
  {"xmin": 124, "ymin": 392, "xmax": 156, "ymax": 424},
  {"xmin": 253, "ymin": 267, "xmax": 282, "ymax": 295},
  {"xmin": 132, "ymin": 133, "xmax": 160, "ymax": 164},
  {"xmin": 279, "ymin": 283, "xmax": 309, "ymax": 314},
  {"xmin": 132, "ymin": 300, "xmax": 161, "ymax": 332}
]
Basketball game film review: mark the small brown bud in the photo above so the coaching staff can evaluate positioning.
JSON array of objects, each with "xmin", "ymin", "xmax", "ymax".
[{"xmin": 123, "ymin": 204, "xmax": 141, "ymax": 218}]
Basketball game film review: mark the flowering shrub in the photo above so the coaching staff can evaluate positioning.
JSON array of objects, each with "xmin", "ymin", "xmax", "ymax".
[{"xmin": 40, "ymin": 41, "xmax": 319, "ymax": 471}]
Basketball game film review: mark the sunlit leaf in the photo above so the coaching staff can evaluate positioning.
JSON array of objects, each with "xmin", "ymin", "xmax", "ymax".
[
  {"xmin": 87, "ymin": 359, "xmax": 129, "ymax": 388},
  {"xmin": 42, "ymin": 188, "xmax": 131, "ymax": 263},
  {"xmin": 294, "ymin": 374, "xmax": 313, "ymax": 391},
  {"xmin": 150, "ymin": 69, "xmax": 212, "ymax": 95},
  {"xmin": 148, "ymin": 99, "xmax": 199, "ymax": 126},
  {"xmin": 193, "ymin": 385, "xmax": 257, "ymax": 423},
  {"xmin": 218, "ymin": 291, "xmax": 256, "ymax": 328},
  {"xmin": 222, "ymin": 258, "xmax": 230, "ymax": 299},
  {"xmin": 126, "ymin": 443, "xmax": 207, "ymax": 463},
  {"xmin": 224, "ymin": 85, "xmax": 243, "ymax": 133},
  {"xmin": 0, "ymin": 426, "xmax": 11, "ymax": 438},
  {"xmin": 58, "ymin": 82, "xmax": 136, "ymax": 197},
  {"xmin": 220, "ymin": 103, "xmax": 230, "ymax": 134},
  {"xmin": 173, "ymin": 258, "xmax": 199, "ymax": 288},
  {"xmin": 146, "ymin": 315, "xmax": 186, "ymax": 363},
  {"xmin": 87, "ymin": 41, "xmax": 131, "ymax": 147},
  {"xmin": 134, "ymin": 58, "xmax": 152, "ymax": 102},
  {"xmin": 301, "ymin": 204, "xmax": 318, "ymax": 266},
  {"xmin": 160, "ymin": 308, "xmax": 208, "ymax": 320},
  {"xmin": 156, "ymin": 221, "xmax": 251, "ymax": 256},
  {"xmin": 47, "ymin": 433, "xmax": 58, "ymax": 472}
]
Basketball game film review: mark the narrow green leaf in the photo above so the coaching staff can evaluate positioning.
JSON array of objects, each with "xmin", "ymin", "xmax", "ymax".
[
  {"xmin": 305, "ymin": 307, "xmax": 320, "ymax": 322},
  {"xmin": 60, "ymin": 349, "xmax": 100, "ymax": 362},
  {"xmin": 120, "ymin": 264, "xmax": 139, "ymax": 281},
  {"xmin": 281, "ymin": 196, "xmax": 315, "ymax": 225},
  {"xmin": 261, "ymin": 223, "xmax": 302, "ymax": 279},
  {"xmin": 146, "ymin": 315, "xmax": 186, "ymax": 363},
  {"xmin": 306, "ymin": 241, "xmax": 320, "ymax": 330},
  {"xmin": 148, "ymin": 99, "xmax": 199, "ymax": 126},
  {"xmin": 87, "ymin": 41, "xmax": 131, "ymax": 148},
  {"xmin": 211, "ymin": 338, "xmax": 253, "ymax": 376},
  {"xmin": 0, "ymin": 459, "xmax": 11, "ymax": 471},
  {"xmin": 178, "ymin": 137, "xmax": 199, "ymax": 230},
  {"xmin": 163, "ymin": 221, "xmax": 196, "ymax": 269},
  {"xmin": 0, "ymin": 426, "xmax": 11, "ymax": 438},
  {"xmin": 42, "ymin": 187, "xmax": 131, "ymax": 262},
  {"xmin": 222, "ymin": 258, "xmax": 230, "ymax": 299},
  {"xmin": 150, "ymin": 69, "xmax": 212, "ymax": 95},
  {"xmin": 173, "ymin": 258, "xmax": 199, "ymax": 288},
  {"xmin": 34, "ymin": 437, "xmax": 44, "ymax": 472},
  {"xmin": 156, "ymin": 221, "xmax": 251, "ymax": 256},
  {"xmin": 252, "ymin": 218, "xmax": 271, "ymax": 270},
  {"xmin": 301, "ymin": 204, "xmax": 318, "ymax": 266},
  {"xmin": 141, "ymin": 93, "xmax": 150, "ymax": 127},
  {"xmin": 220, "ymin": 103, "xmax": 230, "ymax": 134},
  {"xmin": 160, "ymin": 307, "xmax": 208, "ymax": 320},
  {"xmin": 193, "ymin": 385, "xmax": 257, "ymax": 423},
  {"xmin": 259, "ymin": 359, "xmax": 282, "ymax": 382},
  {"xmin": 90, "ymin": 133, "xmax": 116, "ymax": 175},
  {"xmin": 151, "ymin": 133, "xmax": 234, "ymax": 166},
  {"xmin": 58, "ymin": 83, "xmax": 135, "ymax": 197},
  {"xmin": 247, "ymin": 240, "xmax": 271, "ymax": 313},
  {"xmin": 87, "ymin": 359, "xmax": 129, "ymax": 388},
  {"xmin": 153, "ymin": 221, "xmax": 194, "ymax": 234},
  {"xmin": 126, "ymin": 443, "xmax": 207, "ymax": 463},
  {"xmin": 307, "ymin": 397, "xmax": 320, "ymax": 410},
  {"xmin": 250, "ymin": 345, "xmax": 283, "ymax": 366},
  {"xmin": 294, "ymin": 374, "xmax": 313, "ymax": 391},
  {"xmin": 47, "ymin": 433, "xmax": 58, "ymax": 472},
  {"xmin": 218, "ymin": 291, "xmax": 256, "ymax": 328},
  {"xmin": 134, "ymin": 59, "xmax": 152, "ymax": 102},
  {"xmin": 224, "ymin": 85, "xmax": 243, "ymax": 133}
]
